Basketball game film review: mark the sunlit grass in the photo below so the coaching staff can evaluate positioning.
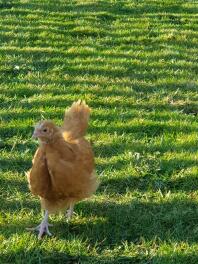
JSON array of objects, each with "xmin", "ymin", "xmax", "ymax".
[{"xmin": 0, "ymin": 0, "xmax": 198, "ymax": 263}]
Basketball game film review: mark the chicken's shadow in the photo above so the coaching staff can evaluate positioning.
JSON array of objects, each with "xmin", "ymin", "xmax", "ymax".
[
  {"xmin": 55, "ymin": 198, "xmax": 198, "ymax": 246},
  {"xmin": 1, "ymin": 249, "xmax": 198, "ymax": 264},
  {"xmin": 0, "ymin": 248, "xmax": 151, "ymax": 264},
  {"xmin": 2, "ymin": 198, "xmax": 198, "ymax": 262}
]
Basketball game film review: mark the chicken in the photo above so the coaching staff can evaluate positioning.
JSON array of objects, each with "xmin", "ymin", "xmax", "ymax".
[{"xmin": 26, "ymin": 100, "xmax": 99, "ymax": 238}]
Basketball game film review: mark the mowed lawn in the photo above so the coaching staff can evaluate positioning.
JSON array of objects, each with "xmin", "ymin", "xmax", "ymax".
[{"xmin": 0, "ymin": 0, "xmax": 198, "ymax": 263}]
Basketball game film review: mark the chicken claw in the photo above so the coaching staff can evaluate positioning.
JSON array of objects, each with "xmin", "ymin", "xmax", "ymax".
[
  {"xmin": 26, "ymin": 211, "xmax": 52, "ymax": 239},
  {"xmin": 38, "ymin": 221, "xmax": 52, "ymax": 239}
]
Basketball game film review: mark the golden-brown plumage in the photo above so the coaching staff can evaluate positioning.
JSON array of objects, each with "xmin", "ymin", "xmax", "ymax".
[{"xmin": 27, "ymin": 101, "xmax": 99, "ymax": 238}]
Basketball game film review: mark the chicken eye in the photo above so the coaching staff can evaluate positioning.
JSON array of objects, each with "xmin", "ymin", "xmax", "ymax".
[{"xmin": 43, "ymin": 128, "xmax": 47, "ymax": 132}]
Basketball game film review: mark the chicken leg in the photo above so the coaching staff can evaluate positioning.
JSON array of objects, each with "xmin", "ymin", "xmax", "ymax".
[
  {"xmin": 66, "ymin": 202, "xmax": 74, "ymax": 221},
  {"xmin": 27, "ymin": 210, "xmax": 52, "ymax": 239}
]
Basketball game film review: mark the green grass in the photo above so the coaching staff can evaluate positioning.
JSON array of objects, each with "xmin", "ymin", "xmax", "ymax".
[{"xmin": 0, "ymin": 0, "xmax": 198, "ymax": 263}]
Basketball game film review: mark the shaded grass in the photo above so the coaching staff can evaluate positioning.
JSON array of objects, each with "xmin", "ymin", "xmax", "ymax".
[{"xmin": 0, "ymin": 0, "xmax": 198, "ymax": 263}]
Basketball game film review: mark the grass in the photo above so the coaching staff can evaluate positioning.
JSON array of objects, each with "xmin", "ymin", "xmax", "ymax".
[{"xmin": 0, "ymin": 0, "xmax": 198, "ymax": 263}]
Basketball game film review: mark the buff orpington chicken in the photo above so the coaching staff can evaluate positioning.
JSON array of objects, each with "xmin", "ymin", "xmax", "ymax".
[{"xmin": 27, "ymin": 100, "xmax": 99, "ymax": 238}]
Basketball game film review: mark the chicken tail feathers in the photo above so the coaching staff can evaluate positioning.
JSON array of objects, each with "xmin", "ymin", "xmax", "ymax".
[{"xmin": 63, "ymin": 100, "xmax": 90, "ymax": 139}]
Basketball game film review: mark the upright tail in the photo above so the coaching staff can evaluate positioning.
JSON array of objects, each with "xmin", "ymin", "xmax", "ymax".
[{"xmin": 62, "ymin": 100, "xmax": 90, "ymax": 139}]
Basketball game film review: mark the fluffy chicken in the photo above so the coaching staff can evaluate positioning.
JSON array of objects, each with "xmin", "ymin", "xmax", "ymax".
[{"xmin": 27, "ymin": 100, "xmax": 99, "ymax": 238}]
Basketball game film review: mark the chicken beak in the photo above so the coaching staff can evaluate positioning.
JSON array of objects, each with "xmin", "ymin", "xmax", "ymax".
[{"xmin": 32, "ymin": 130, "xmax": 40, "ymax": 139}]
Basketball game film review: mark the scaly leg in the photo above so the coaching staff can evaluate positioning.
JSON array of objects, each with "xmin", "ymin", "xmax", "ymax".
[
  {"xmin": 27, "ymin": 210, "xmax": 52, "ymax": 239},
  {"xmin": 66, "ymin": 202, "xmax": 75, "ymax": 221}
]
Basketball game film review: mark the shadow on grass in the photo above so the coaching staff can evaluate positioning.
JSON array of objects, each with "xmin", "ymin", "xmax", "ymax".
[
  {"xmin": 1, "ymin": 55, "xmax": 197, "ymax": 85},
  {"xmin": 2, "ymin": 197, "xmax": 198, "ymax": 261},
  {"xmin": 1, "ymin": 251, "xmax": 198, "ymax": 264},
  {"xmin": 0, "ymin": 250, "xmax": 140, "ymax": 264},
  {"xmin": 0, "ymin": 176, "xmax": 29, "ymax": 193},
  {"xmin": 67, "ymin": 199, "xmax": 198, "ymax": 245},
  {"xmin": 0, "ymin": 157, "xmax": 31, "ymax": 173},
  {"xmin": 99, "ymin": 166, "xmax": 198, "ymax": 195},
  {"xmin": 0, "ymin": 117, "xmax": 197, "ymax": 140},
  {"xmin": 89, "ymin": 122, "xmax": 198, "ymax": 138},
  {"xmin": 167, "ymin": 173, "xmax": 198, "ymax": 192},
  {"xmin": 0, "ymin": 177, "xmax": 38, "ymax": 214},
  {"xmin": 0, "ymin": 126, "xmax": 197, "ymax": 195},
  {"xmin": 7, "ymin": 197, "xmax": 190, "ymax": 260},
  {"xmin": 1, "ymin": 101, "xmax": 197, "ymax": 128},
  {"xmin": 0, "ymin": 196, "xmax": 38, "ymax": 213},
  {"xmin": 1, "ymin": 47, "xmax": 197, "ymax": 75},
  {"xmin": 1, "ymin": 247, "xmax": 198, "ymax": 264},
  {"xmin": 1, "ymin": 153, "xmax": 197, "ymax": 199}
]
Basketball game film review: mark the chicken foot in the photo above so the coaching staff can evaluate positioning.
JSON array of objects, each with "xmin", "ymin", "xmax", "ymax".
[{"xmin": 27, "ymin": 210, "xmax": 52, "ymax": 239}]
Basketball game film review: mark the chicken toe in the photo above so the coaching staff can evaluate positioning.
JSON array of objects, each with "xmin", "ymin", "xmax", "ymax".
[
  {"xmin": 26, "ymin": 211, "xmax": 52, "ymax": 239},
  {"xmin": 38, "ymin": 221, "xmax": 52, "ymax": 239}
]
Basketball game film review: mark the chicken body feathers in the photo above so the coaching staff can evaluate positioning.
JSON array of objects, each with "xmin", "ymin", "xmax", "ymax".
[{"xmin": 27, "ymin": 101, "xmax": 99, "ymax": 213}]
